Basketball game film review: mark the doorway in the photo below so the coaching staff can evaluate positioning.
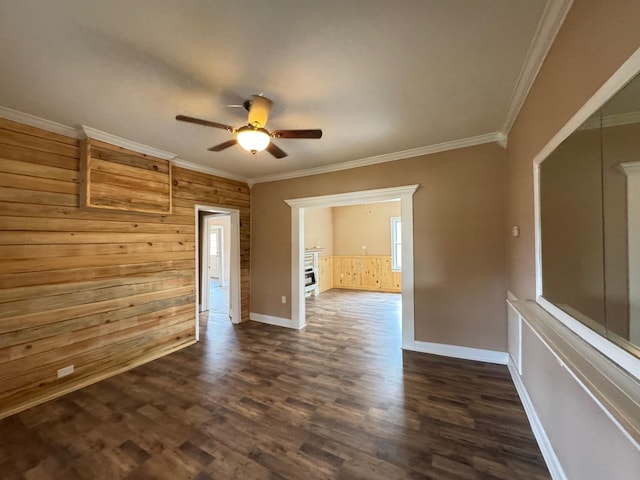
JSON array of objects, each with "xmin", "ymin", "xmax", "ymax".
[
  {"xmin": 285, "ymin": 185, "xmax": 418, "ymax": 348},
  {"xmin": 195, "ymin": 205, "xmax": 241, "ymax": 339}
]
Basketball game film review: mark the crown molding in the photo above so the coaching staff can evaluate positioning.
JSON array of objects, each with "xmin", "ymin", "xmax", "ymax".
[
  {"xmin": 79, "ymin": 126, "xmax": 177, "ymax": 160},
  {"xmin": 501, "ymin": 0, "xmax": 574, "ymax": 137},
  {"xmin": 496, "ymin": 131, "xmax": 508, "ymax": 149},
  {"xmin": 618, "ymin": 161, "xmax": 640, "ymax": 177},
  {"xmin": 250, "ymin": 131, "xmax": 503, "ymax": 185},
  {"xmin": 603, "ymin": 111, "xmax": 640, "ymax": 128},
  {"xmin": 0, "ymin": 106, "xmax": 80, "ymax": 138},
  {"xmin": 284, "ymin": 184, "xmax": 419, "ymax": 209},
  {"xmin": 580, "ymin": 110, "xmax": 640, "ymax": 131},
  {"xmin": 171, "ymin": 157, "xmax": 249, "ymax": 184}
]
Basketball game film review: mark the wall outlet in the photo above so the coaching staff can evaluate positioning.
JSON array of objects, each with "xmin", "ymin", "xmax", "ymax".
[
  {"xmin": 281, "ymin": 296, "xmax": 286, "ymax": 304},
  {"xmin": 361, "ymin": 245, "xmax": 367, "ymax": 250},
  {"xmin": 57, "ymin": 365, "xmax": 74, "ymax": 378}
]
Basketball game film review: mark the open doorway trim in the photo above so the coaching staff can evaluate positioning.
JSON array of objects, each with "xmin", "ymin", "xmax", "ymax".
[
  {"xmin": 195, "ymin": 205, "xmax": 242, "ymax": 341},
  {"xmin": 285, "ymin": 185, "xmax": 419, "ymax": 347}
]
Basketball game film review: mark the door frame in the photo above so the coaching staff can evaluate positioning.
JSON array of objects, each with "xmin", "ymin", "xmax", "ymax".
[
  {"xmin": 285, "ymin": 184, "xmax": 418, "ymax": 348},
  {"xmin": 195, "ymin": 205, "xmax": 241, "ymax": 340}
]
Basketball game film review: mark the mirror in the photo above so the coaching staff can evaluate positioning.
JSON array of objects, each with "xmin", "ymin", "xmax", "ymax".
[{"xmin": 540, "ymin": 72, "xmax": 640, "ymax": 357}]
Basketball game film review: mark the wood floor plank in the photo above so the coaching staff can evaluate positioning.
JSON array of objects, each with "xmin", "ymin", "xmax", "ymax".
[{"xmin": 0, "ymin": 288, "xmax": 550, "ymax": 479}]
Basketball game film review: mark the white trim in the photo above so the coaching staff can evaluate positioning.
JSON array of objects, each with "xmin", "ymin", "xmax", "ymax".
[
  {"xmin": 513, "ymin": 298, "xmax": 640, "ymax": 450},
  {"xmin": 534, "ymin": 161, "xmax": 543, "ymax": 297},
  {"xmin": 580, "ymin": 111, "xmax": 640, "ymax": 131},
  {"xmin": 404, "ymin": 340, "xmax": 509, "ymax": 365},
  {"xmin": 619, "ymin": 161, "xmax": 640, "ymax": 176},
  {"xmin": 251, "ymin": 133, "xmax": 502, "ymax": 185},
  {"xmin": 507, "ymin": 299, "xmax": 523, "ymax": 375},
  {"xmin": 533, "ymin": 46, "xmax": 640, "ymax": 379},
  {"xmin": 285, "ymin": 185, "xmax": 418, "ymax": 336},
  {"xmin": 0, "ymin": 105, "xmax": 80, "ymax": 138},
  {"xmin": 495, "ymin": 131, "xmax": 508, "ymax": 149},
  {"xmin": 390, "ymin": 216, "xmax": 401, "ymax": 271},
  {"xmin": 250, "ymin": 312, "xmax": 302, "ymax": 330},
  {"xmin": 602, "ymin": 111, "xmax": 640, "ymax": 128},
  {"xmin": 501, "ymin": 0, "xmax": 574, "ymax": 136},
  {"xmin": 507, "ymin": 360, "xmax": 568, "ymax": 480},
  {"xmin": 284, "ymin": 185, "xmax": 420, "ymax": 209},
  {"xmin": 172, "ymin": 157, "xmax": 249, "ymax": 184},
  {"xmin": 537, "ymin": 296, "xmax": 640, "ymax": 379},
  {"xmin": 200, "ymin": 216, "xmax": 211, "ymax": 314},
  {"xmin": 80, "ymin": 126, "xmax": 177, "ymax": 160}
]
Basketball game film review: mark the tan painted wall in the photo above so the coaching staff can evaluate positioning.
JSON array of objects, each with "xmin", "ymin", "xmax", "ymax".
[
  {"xmin": 507, "ymin": 0, "xmax": 640, "ymax": 301},
  {"xmin": 251, "ymin": 142, "xmax": 507, "ymax": 351},
  {"xmin": 506, "ymin": 1, "xmax": 640, "ymax": 478},
  {"xmin": 332, "ymin": 202, "xmax": 400, "ymax": 256},
  {"xmin": 304, "ymin": 207, "xmax": 333, "ymax": 256},
  {"xmin": 540, "ymin": 127, "xmax": 606, "ymax": 325}
]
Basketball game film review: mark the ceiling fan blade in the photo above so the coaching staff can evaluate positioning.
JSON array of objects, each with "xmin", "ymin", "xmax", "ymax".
[
  {"xmin": 208, "ymin": 139, "xmax": 237, "ymax": 152},
  {"xmin": 176, "ymin": 115, "xmax": 234, "ymax": 131},
  {"xmin": 248, "ymin": 95, "xmax": 273, "ymax": 128},
  {"xmin": 266, "ymin": 142, "xmax": 287, "ymax": 159},
  {"xmin": 271, "ymin": 129, "xmax": 322, "ymax": 139}
]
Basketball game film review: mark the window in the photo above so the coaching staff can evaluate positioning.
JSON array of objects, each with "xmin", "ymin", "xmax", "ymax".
[
  {"xmin": 209, "ymin": 231, "xmax": 218, "ymax": 256},
  {"xmin": 391, "ymin": 216, "xmax": 401, "ymax": 271}
]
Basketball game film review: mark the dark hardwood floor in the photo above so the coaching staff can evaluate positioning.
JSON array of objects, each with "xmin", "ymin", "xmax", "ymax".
[{"xmin": 0, "ymin": 289, "xmax": 550, "ymax": 479}]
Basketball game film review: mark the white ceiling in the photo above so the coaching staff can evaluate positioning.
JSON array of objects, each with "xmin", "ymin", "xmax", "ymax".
[{"xmin": 0, "ymin": 0, "xmax": 565, "ymax": 183}]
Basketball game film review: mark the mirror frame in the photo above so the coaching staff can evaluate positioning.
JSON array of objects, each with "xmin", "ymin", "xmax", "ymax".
[{"xmin": 533, "ymin": 46, "xmax": 640, "ymax": 380}]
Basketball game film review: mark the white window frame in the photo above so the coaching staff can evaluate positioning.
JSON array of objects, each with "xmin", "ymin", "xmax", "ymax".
[{"xmin": 391, "ymin": 216, "xmax": 401, "ymax": 272}]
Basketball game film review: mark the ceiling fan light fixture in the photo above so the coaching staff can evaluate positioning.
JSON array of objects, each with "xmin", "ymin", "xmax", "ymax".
[{"xmin": 236, "ymin": 126, "xmax": 270, "ymax": 154}]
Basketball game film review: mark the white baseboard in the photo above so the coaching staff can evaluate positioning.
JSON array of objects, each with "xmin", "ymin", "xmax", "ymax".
[
  {"xmin": 507, "ymin": 360, "xmax": 567, "ymax": 480},
  {"xmin": 249, "ymin": 312, "xmax": 304, "ymax": 330},
  {"xmin": 403, "ymin": 340, "xmax": 509, "ymax": 365}
]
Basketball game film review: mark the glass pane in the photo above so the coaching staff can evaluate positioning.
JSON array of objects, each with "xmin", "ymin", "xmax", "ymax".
[{"xmin": 210, "ymin": 232, "xmax": 218, "ymax": 256}]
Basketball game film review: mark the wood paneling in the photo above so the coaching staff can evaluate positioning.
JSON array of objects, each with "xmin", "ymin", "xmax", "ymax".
[
  {"xmin": 81, "ymin": 139, "xmax": 172, "ymax": 214},
  {"xmin": 330, "ymin": 256, "xmax": 401, "ymax": 292},
  {"xmin": 0, "ymin": 117, "xmax": 250, "ymax": 419},
  {"xmin": 318, "ymin": 256, "xmax": 332, "ymax": 293}
]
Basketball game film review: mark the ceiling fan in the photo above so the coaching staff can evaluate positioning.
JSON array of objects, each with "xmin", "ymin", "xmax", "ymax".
[{"xmin": 175, "ymin": 95, "xmax": 322, "ymax": 159}]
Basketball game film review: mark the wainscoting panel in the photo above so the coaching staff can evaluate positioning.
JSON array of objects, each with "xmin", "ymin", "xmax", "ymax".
[{"xmin": 331, "ymin": 255, "xmax": 401, "ymax": 293}]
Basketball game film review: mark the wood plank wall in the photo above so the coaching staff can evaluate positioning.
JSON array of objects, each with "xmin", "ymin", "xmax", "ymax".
[
  {"xmin": 0, "ymin": 118, "xmax": 250, "ymax": 419},
  {"xmin": 325, "ymin": 256, "xmax": 401, "ymax": 293},
  {"xmin": 82, "ymin": 139, "xmax": 173, "ymax": 214}
]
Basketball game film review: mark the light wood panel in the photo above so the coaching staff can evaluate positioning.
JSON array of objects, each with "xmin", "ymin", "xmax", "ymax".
[
  {"xmin": 318, "ymin": 256, "xmax": 333, "ymax": 293},
  {"xmin": 330, "ymin": 256, "xmax": 401, "ymax": 293},
  {"xmin": 81, "ymin": 138, "xmax": 172, "ymax": 214},
  {"xmin": 0, "ymin": 117, "xmax": 250, "ymax": 419}
]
